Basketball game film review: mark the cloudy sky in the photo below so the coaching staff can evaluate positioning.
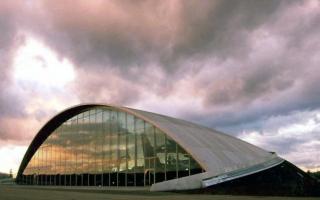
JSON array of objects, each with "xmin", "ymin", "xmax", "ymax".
[{"xmin": 1, "ymin": 0, "xmax": 320, "ymax": 175}]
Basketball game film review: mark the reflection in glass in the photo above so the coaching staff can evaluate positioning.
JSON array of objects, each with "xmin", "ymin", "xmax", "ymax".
[{"xmin": 21, "ymin": 107, "xmax": 204, "ymax": 186}]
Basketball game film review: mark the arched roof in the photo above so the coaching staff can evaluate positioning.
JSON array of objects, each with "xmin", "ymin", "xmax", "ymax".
[{"xmin": 17, "ymin": 104, "xmax": 281, "ymax": 181}]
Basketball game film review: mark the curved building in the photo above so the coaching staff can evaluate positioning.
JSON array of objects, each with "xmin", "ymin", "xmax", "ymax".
[{"xmin": 16, "ymin": 104, "xmax": 317, "ymax": 194}]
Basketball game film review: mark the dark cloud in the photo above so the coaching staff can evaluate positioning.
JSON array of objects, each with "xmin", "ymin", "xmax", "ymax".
[
  {"xmin": 22, "ymin": 1, "xmax": 288, "ymax": 70},
  {"xmin": 0, "ymin": 1, "xmax": 64, "ymax": 142},
  {"xmin": 31, "ymin": 0, "xmax": 181, "ymax": 69},
  {"xmin": 168, "ymin": 0, "xmax": 285, "ymax": 62},
  {"xmin": 172, "ymin": 0, "xmax": 320, "ymax": 131},
  {"xmin": 0, "ymin": 2, "xmax": 28, "ymax": 118},
  {"xmin": 236, "ymin": 110, "xmax": 320, "ymax": 169},
  {"xmin": 71, "ymin": 68, "xmax": 142, "ymax": 105},
  {"xmin": 31, "ymin": 0, "xmax": 302, "ymax": 111}
]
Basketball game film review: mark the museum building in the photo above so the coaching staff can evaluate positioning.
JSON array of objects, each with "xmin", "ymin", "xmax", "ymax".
[{"xmin": 16, "ymin": 104, "xmax": 319, "ymax": 195}]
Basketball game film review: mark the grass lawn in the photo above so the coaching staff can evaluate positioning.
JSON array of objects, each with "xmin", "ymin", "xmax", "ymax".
[{"xmin": 0, "ymin": 185, "xmax": 319, "ymax": 200}]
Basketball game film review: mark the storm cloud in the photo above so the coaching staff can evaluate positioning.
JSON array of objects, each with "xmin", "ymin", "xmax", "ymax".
[{"xmin": 0, "ymin": 0, "xmax": 319, "ymax": 172}]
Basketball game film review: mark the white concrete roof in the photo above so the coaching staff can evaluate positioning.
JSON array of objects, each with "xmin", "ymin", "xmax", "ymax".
[{"xmin": 122, "ymin": 107, "xmax": 279, "ymax": 178}]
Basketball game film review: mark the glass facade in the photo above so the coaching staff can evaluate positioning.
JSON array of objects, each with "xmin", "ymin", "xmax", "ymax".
[{"xmin": 21, "ymin": 107, "xmax": 203, "ymax": 186}]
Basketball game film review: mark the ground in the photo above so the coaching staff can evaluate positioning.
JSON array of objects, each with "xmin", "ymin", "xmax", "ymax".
[{"xmin": 0, "ymin": 185, "xmax": 319, "ymax": 200}]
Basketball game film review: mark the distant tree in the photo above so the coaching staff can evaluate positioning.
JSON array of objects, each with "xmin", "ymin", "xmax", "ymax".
[
  {"xmin": 313, "ymin": 171, "xmax": 320, "ymax": 179},
  {"xmin": 305, "ymin": 170, "xmax": 320, "ymax": 181}
]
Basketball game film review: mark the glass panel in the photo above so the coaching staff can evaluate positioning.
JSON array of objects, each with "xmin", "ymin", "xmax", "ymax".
[
  {"xmin": 178, "ymin": 145, "xmax": 189, "ymax": 178},
  {"xmin": 102, "ymin": 110, "xmax": 110, "ymax": 173},
  {"xmin": 166, "ymin": 136, "xmax": 177, "ymax": 180},
  {"xmin": 127, "ymin": 114, "xmax": 135, "ymax": 173},
  {"xmin": 155, "ymin": 129, "xmax": 166, "ymax": 182},
  {"xmin": 96, "ymin": 110, "xmax": 103, "ymax": 174},
  {"xmin": 127, "ymin": 135, "xmax": 135, "ymax": 171}
]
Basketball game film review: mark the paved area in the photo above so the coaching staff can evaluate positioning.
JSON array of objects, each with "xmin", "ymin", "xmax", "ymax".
[{"xmin": 0, "ymin": 185, "xmax": 319, "ymax": 200}]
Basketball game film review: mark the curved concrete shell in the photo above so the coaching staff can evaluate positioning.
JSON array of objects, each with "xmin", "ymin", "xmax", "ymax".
[{"xmin": 17, "ymin": 104, "xmax": 283, "ymax": 191}]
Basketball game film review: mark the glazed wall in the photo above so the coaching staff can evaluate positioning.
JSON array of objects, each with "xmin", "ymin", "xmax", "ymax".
[{"xmin": 21, "ymin": 107, "xmax": 203, "ymax": 186}]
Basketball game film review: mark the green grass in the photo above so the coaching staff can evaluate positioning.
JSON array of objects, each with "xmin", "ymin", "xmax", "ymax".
[{"xmin": 0, "ymin": 185, "xmax": 319, "ymax": 200}]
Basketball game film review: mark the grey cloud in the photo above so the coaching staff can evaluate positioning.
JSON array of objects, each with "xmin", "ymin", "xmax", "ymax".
[
  {"xmin": 8, "ymin": 0, "xmax": 295, "ymax": 107},
  {"xmin": 0, "ymin": 1, "xmax": 60, "ymax": 142},
  {"xmin": 71, "ymin": 69, "xmax": 142, "ymax": 105},
  {"xmin": 25, "ymin": 1, "xmax": 288, "ymax": 72},
  {"xmin": 28, "ymin": 0, "xmax": 319, "ymax": 135},
  {"xmin": 234, "ymin": 110, "xmax": 320, "ymax": 169},
  {"xmin": 0, "ymin": 2, "xmax": 27, "ymax": 118},
  {"xmin": 31, "ymin": 0, "xmax": 179, "ymax": 69},
  {"xmin": 168, "ymin": 0, "xmax": 286, "ymax": 61},
  {"xmin": 176, "ymin": 1, "xmax": 320, "ymax": 131},
  {"xmin": 0, "ymin": 0, "xmax": 317, "ymax": 119}
]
